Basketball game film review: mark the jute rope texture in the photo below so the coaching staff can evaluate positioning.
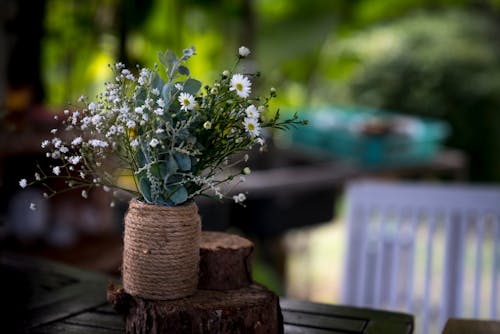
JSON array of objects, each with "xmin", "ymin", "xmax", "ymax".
[{"xmin": 123, "ymin": 199, "xmax": 201, "ymax": 300}]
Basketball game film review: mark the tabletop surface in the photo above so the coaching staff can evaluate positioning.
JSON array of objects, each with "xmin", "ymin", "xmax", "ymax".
[{"xmin": 2, "ymin": 253, "xmax": 414, "ymax": 334}]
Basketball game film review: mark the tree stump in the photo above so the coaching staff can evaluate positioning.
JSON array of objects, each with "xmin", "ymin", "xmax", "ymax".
[
  {"xmin": 108, "ymin": 283, "xmax": 283, "ymax": 334},
  {"xmin": 198, "ymin": 231, "xmax": 253, "ymax": 290},
  {"xmin": 108, "ymin": 231, "xmax": 283, "ymax": 333}
]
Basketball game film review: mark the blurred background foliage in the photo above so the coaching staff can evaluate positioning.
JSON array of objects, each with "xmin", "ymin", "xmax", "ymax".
[{"xmin": 33, "ymin": 0, "xmax": 500, "ymax": 181}]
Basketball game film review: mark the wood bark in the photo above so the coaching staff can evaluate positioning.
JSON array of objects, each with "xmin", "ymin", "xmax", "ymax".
[
  {"xmin": 108, "ymin": 283, "xmax": 283, "ymax": 334},
  {"xmin": 198, "ymin": 231, "xmax": 253, "ymax": 290}
]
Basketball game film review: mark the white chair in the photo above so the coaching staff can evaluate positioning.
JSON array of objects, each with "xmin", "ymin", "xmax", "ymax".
[{"xmin": 342, "ymin": 180, "xmax": 500, "ymax": 334}]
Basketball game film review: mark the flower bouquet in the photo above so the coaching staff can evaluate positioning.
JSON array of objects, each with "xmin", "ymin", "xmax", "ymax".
[{"xmin": 20, "ymin": 46, "xmax": 305, "ymax": 299}]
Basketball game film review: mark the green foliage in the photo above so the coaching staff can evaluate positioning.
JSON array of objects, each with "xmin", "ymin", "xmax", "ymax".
[{"xmin": 323, "ymin": 10, "xmax": 500, "ymax": 181}]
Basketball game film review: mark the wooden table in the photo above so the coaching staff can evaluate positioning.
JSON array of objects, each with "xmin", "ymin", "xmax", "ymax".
[{"xmin": 2, "ymin": 253, "xmax": 413, "ymax": 333}]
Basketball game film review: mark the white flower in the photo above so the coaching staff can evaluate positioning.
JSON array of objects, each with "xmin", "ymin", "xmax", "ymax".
[
  {"xmin": 19, "ymin": 179, "xmax": 27, "ymax": 188},
  {"xmin": 178, "ymin": 92, "xmax": 196, "ymax": 111},
  {"xmin": 59, "ymin": 146, "xmax": 69, "ymax": 154},
  {"xmin": 88, "ymin": 139, "xmax": 109, "ymax": 148},
  {"xmin": 156, "ymin": 98, "xmax": 165, "ymax": 108},
  {"xmin": 50, "ymin": 128, "xmax": 58, "ymax": 135},
  {"xmin": 154, "ymin": 108, "xmax": 164, "ymax": 116},
  {"xmin": 130, "ymin": 138, "xmax": 139, "ymax": 147},
  {"xmin": 29, "ymin": 202, "xmax": 37, "ymax": 211},
  {"xmin": 88, "ymin": 102, "xmax": 97, "ymax": 110},
  {"xmin": 52, "ymin": 166, "xmax": 61, "ymax": 175},
  {"xmin": 126, "ymin": 120, "xmax": 136, "ymax": 128},
  {"xmin": 175, "ymin": 83, "xmax": 183, "ymax": 91},
  {"xmin": 245, "ymin": 105, "xmax": 260, "ymax": 119},
  {"xmin": 71, "ymin": 136, "xmax": 83, "ymax": 146},
  {"xmin": 243, "ymin": 117, "xmax": 261, "ymax": 137},
  {"xmin": 63, "ymin": 109, "xmax": 70, "ymax": 115},
  {"xmin": 230, "ymin": 74, "xmax": 252, "ymax": 98},
  {"xmin": 35, "ymin": 173, "xmax": 41, "ymax": 181},
  {"xmin": 203, "ymin": 121, "xmax": 212, "ymax": 130},
  {"xmin": 238, "ymin": 46, "xmax": 251, "ymax": 57},
  {"xmin": 81, "ymin": 190, "xmax": 88, "ymax": 199},
  {"xmin": 69, "ymin": 156, "xmax": 81, "ymax": 165},
  {"xmin": 151, "ymin": 88, "xmax": 160, "ymax": 95},
  {"xmin": 233, "ymin": 192, "xmax": 246, "ymax": 203},
  {"xmin": 149, "ymin": 138, "xmax": 160, "ymax": 147},
  {"xmin": 41, "ymin": 140, "xmax": 50, "ymax": 148}
]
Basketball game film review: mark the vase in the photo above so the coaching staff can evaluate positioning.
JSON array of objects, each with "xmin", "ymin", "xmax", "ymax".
[{"xmin": 122, "ymin": 198, "xmax": 201, "ymax": 300}]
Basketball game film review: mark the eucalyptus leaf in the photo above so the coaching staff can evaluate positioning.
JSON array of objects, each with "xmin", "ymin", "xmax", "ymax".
[
  {"xmin": 166, "ymin": 155, "xmax": 178, "ymax": 174},
  {"xmin": 162, "ymin": 83, "xmax": 171, "ymax": 103},
  {"xmin": 183, "ymin": 78, "xmax": 202, "ymax": 95},
  {"xmin": 174, "ymin": 152, "xmax": 191, "ymax": 171},
  {"xmin": 178, "ymin": 65, "xmax": 190, "ymax": 76},
  {"xmin": 138, "ymin": 176, "xmax": 152, "ymax": 203},
  {"xmin": 152, "ymin": 73, "xmax": 164, "ymax": 91},
  {"xmin": 169, "ymin": 186, "xmax": 188, "ymax": 205},
  {"xmin": 158, "ymin": 50, "xmax": 177, "ymax": 70}
]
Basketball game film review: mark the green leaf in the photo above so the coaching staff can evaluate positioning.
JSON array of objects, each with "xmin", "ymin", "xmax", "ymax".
[
  {"xmin": 158, "ymin": 50, "xmax": 177, "ymax": 69},
  {"xmin": 162, "ymin": 83, "xmax": 171, "ymax": 103},
  {"xmin": 166, "ymin": 155, "xmax": 178, "ymax": 174},
  {"xmin": 183, "ymin": 78, "xmax": 202, "ymax": 95},
  {"xmin": 174, "ymin": 152, "xmax": 191, "ymax": 171},
  {"xmin": 169, "ymin": 186, "xmax": 188, "ymax": 205},
  {"xmin": 138, "ymin": 176, "xmax": 152, "ymax": 203},
  {"xmin": 177, "ymin": 65, "xmax": 190, "ymax": 76},
  {"xmin": 136, "ymin": 87, "xmax": 147, "ymax": 106},
  {"xmin": 152, "ymin": 73, "xmax": 164, "ymax": 92}
]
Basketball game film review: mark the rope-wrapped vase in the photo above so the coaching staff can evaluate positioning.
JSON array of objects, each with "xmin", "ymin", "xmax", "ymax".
[{"xmin": 122, "ymin": 199, "xmax": 201, "ymax": 300}]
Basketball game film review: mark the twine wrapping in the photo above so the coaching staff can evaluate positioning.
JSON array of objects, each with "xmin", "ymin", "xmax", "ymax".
[{"xmin": 123, "ymin": 199, "xmax": 201, "ymax": 300}]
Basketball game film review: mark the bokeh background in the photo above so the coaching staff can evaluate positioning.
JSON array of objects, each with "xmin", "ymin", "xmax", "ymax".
[{"xmin": 2, "ymin": 0, "xmax": 500, "ymax": 304}]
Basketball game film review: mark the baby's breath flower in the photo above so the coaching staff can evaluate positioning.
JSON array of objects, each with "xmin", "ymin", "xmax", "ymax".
[
  {"xmin": 71, "ymin": 137, "xmax": 83, "ymax": 146},
  {"xmin": 233, "ymin": 192, "xmax": 246, "ymax": 203},
  {"xmin": 230, "ymin": 74, "xmax": 252, "ymax": 98},
  {"xmin": 238, "ymin": 46, "xmax": 251, "ymax": 57},
  {"xmin": 88, "ymin": 139, "xmax": 109, "ymax": 148},
  {"xmin": 149, "ymin": 138, "xmax": 160, "ymax": 147},
  {"xmin": 81, "ymin": 190, "xmax": 88, "ymax": 199},
  {"xmin": 52, "ymin": 166, "xmax": 61, "ymax": 176},
  {"xmin": 203, "ymin": 121, "xmax": 212, "ymax": 130},
  {"xmin": 29, "ymin": 202, "xmax": 37, "ymax": 211},
  {"xmin": 41, "ymin": 140, "xmax": 50, "ymax": 148},
  {"xmin": 19, "ymin": 179, "xmax": 27, "ymax": 188},
  {"xmin": 69, "ymin": 156, "xmax": 81, "ymax": 165},
  {"xmin": 175, "ymin": 83, "xmax": 183, "ymax": 91},
  {"xmin": 35, "ymin": 173, "xmax": 41, "ymax": 181}
]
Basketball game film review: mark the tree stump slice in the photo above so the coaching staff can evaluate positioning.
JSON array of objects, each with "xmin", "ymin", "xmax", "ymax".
[
  {"xmin": 108, "ymin": 283, "xmax": 283, "ymax": 334},
  {"xmin": 198, "ymin": 231, "xmax": 253, "ymax": 290}
]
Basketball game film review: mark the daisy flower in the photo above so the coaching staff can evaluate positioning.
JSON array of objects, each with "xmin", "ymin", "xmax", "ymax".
[
  {"xmin": 245, "ymin": 105, "xmax": 260, "ymax": 119},
  {"xmin": 178, "ymin": 92, "xmax": 196, "ymax": 111},
  {"xmin": 243, "ymin": 117, "xmax": 261, "ymax": 137},
  {"xmin": 230, "ymin": 74, "xmax": 251, "ymax": 98}
]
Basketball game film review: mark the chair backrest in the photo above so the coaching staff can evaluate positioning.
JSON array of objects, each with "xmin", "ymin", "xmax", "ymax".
[{"xmin": 342, "ymin": 180, "xmax": 500, "ymax": 334}]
